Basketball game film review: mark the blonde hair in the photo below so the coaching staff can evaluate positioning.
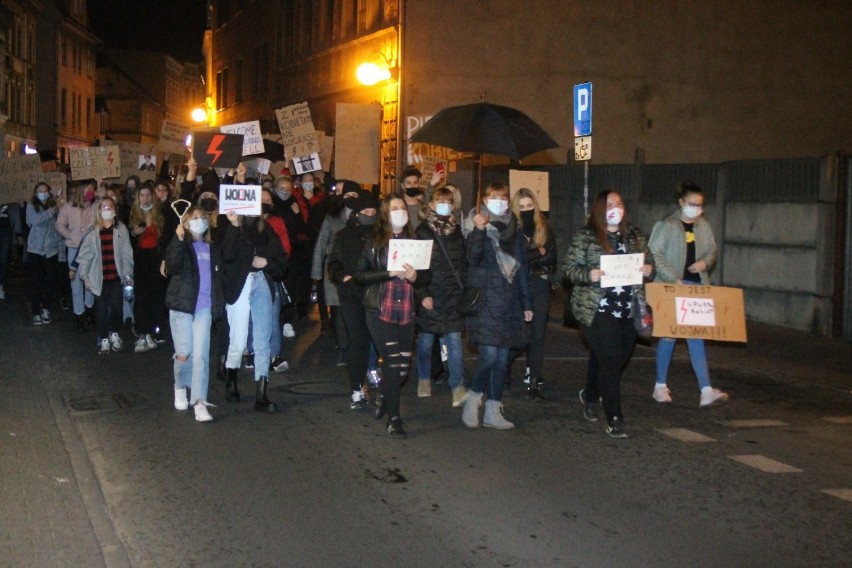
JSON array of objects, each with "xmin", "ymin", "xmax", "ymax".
[
  {"xmin": 510, "ymin": 187, "xmax": 550, "ymax": 248},
  {"xmin": 94, "ymin": 197, "xmax": 118, "ymax": 229}
]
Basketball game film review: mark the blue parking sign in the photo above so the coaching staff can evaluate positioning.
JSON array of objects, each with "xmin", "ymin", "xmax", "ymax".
[{"xmin": 574, "ymin": 82, "xmax": 592, "ymax": 136}]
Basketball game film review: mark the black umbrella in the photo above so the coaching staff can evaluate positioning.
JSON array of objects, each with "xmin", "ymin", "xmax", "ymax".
[
  {"xmin": 408, "ymin": 102, "xmax": 558, "ymax": 161},
  {"xmin": 408, "ymin": 102, "xmax": 559, "ymax": 208}
]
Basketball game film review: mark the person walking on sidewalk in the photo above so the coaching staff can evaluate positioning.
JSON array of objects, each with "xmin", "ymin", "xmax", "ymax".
[
  {"xmin": 562, "ymin": 190, "xmax": 654, "ymax": 438},
  {"xmin": 165, "ymin": 206, "xmax": 224, "ymax": 422},
  {"xmin": 26, "ymin": 182, "xmax": 64, "ymax": 325},
  {"xmin": 461, "ymin": 182, "xmax": 533, "ymax": 430},
  {"xmin": 74, "ymin": 197, "xmax": 134, "ymax": 354},
  {"xmin": 648, "ymin": 181, "xmax": 729, "ymax": 408}
]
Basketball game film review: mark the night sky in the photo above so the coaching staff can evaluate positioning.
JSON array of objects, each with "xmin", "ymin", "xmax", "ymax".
[{"xmin": 88, "ymin": 0, "xmax": 208, "ymax": 62}]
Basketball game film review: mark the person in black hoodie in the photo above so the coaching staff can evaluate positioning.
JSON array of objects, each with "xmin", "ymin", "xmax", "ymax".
[
  {"xmin": 272, "ymin": 175, "xmax": 313, "ymax": 335},
  {"xmin": 326, "ymin": 186, "xmax": 379, "ymax": 411},
  {"xmin": 220, "ymin": 206, "xmax": 288, "ymax": 412}
]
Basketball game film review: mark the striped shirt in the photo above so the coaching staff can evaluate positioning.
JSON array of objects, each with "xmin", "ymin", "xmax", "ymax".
[{"xmin": 100, "ymin": 227, "xmax": 118, "ymax": 281}]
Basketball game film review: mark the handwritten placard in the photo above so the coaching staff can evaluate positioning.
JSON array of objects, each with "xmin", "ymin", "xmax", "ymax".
[
  {"xmin": 219, "ymin": 184, "xmax": 261, "ymax": 216},
  {"xmin": 159, "ymin": 119, "xmax": 192, "ymax": 155},
  {"xmin": 0, "ymin": 155, "xmax": 43, "ymax": 203},
  {"xmin": 387, "ymin": 239, "xmax": 433, "ymax": 271},
  {"xmin": 335, "ymin": 103, "xmax": 381, "ymax": 184},
  {"xmin": 220, "ymin": 120, "xmax": 265, "ymax": 156},
  {"xmin": 30, "ymin": 172, "xmax": 68, "ymax": 197},
  {"xmin": 599, "ymin": 253, "xmax": 644, "ymax": 288},
  {"xmin": 70, "ymin": 146, "xmax": 121, "ymax": 180},
  {"xmin": 275, "ymin": 102, "xmax": 317, "ymax": 160},
  {"xmin": 675, "ymin": 297, "xmax": 716, "ymax": 326},
  {"xmin": 509, "ymin": 170, "xmax": 550, "ymax": 211},
  {"xmin": 645, "ymin": 283, "xmax": 747, "ymax": 342}
]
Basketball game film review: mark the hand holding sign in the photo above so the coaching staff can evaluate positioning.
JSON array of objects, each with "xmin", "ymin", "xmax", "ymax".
[
  {"xmin": 599, "ymin": 253, "xmax": 644, "ymax": 288},
  {"xmin": 219, "ymin": 184, "xmax": 261, "ymax": 216}
]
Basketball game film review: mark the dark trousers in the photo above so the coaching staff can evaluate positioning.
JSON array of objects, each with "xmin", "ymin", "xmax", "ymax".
[
  {"xmin": 510, "ymin": 275, "xmax": 551, "ymax": 381},
  {"xmin": 133, "ymin": 248, "xmax": 166, "ymax": 335},
  {"xmin": 28, "ymin": 253, "xmax": 59, "ymax": 315},
  {"xmin": 316, "ymin": 278, "xmax": 329, "ymax": 324},
  {"xmin": 339, "ymin": 297, "xmax": 370, "ymax": 392},
  {"xmin": 0, "ymin": 230, "xmax": 11, "ymax": 285},
  {"xmin": 366, "ymin": 312, "xmax": 415, "ymax": 421},
  {"xmin": 581, "ymin": 311, "xmax": 636, "ymax": 423},
  {"xmin": 331, "ymin": 305, "xmax": 349, "ymax": 350},
  {"xmin": 95, "ymin": 279, "xmax": 124, "ymax": 340}
]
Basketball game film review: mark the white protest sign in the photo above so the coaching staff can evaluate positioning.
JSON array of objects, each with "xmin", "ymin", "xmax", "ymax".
[
  {"xmin": 220, "ymin": 120, "xmax": 265, "ymax": 156},
  {"xmin": 70, "ymin": 146, "xmax": 121, "ymax": 180},
  {"xmin": 292, "ymin": 153, "xmax": 322, "ymax": 175},
  {"xmin": 387, "ymin": 239, "xmax": 433, "ymax": 271},
  {"xmin": 275, "ymin": 102, "xmax": 317, "ymax": 160},
  {"xmin": 674, "ymin": 297, "xmax": 717, "ymax": 326},
  {"xmin": 159, "ymin": 119, "xmax": 192, "ymax": 155},
  {"xmin": 0, "ymin": 155, "xmax": 43, "ymax": 203},
  {"xmin": 599, "ymin": 253, "xmax": 644, "ymax": 288},
  {"xmin": 219, "ymin": 184, "xmax": 261, "ymax": 216},
  {"xmin": 509, "ymin": 170, "xmax": 550, "ymax": 211}
]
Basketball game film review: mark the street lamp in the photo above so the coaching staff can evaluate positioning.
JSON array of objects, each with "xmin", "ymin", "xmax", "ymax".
[
  {"xmin": 191, "ymin": 106, "xmax": 207, "ymax": 123},
  {"xmin": 356, "ymin": 53, "xmax": 398, "ymax": 86}
]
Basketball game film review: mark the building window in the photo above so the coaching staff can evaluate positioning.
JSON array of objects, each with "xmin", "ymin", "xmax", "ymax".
[
  {"xmin": 61, "ymin": 35, "xmax": 67, "ymax": 66},
  {"xmin": 216, "ymin": 68, "xmax": 229, "ymax": 110},
  {"xmin": 216, "ymin": 0, "xmax": 230, "ymax": 27},
  {"xmin": 235, "ymin": 59, "xmax": 242, "ymax": 103},
  {"xmin": 86, "ymin": 98, "xmax": 91, "ymax": 137},
  {"xmin": 253, "ymin": 44, "xmax": 268, "ymax": 95},
  {"xmin": 77, "ymin": 94, "xmax": 82, "ymax": 132},
  {"xmin": 60, "ymin": 88, "xmax": 67, "ymax": 127}
]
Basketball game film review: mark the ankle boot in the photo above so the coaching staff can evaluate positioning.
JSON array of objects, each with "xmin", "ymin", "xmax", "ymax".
[
  {"xmin": 225, "ymin": 368, "xmax": 240, "ymax": 402},
  {"xmin": 255, "ymin": 377, "xmax": 277, "ymax": 413},
  {"xmin": 75, "ymin": 314, "xmax": 85, "ymax": 331},
  {"xmin": 527, "ymin": 383, "xmax": 544, "ymax": 401},
  {"xmin": 462, "ymin": 390, "xmax": 483, "ymax": 428},
  {"xmin": 373, "ymin": 392, "xmax": 386, "ymax": 420},
  {"xmin": 483, "ymin": 400, "xmax": 515, "ymax": 429}
]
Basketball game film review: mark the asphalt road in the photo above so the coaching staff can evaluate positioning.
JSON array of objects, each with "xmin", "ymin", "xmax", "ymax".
[{"xmin": 3, "ymin": 291, "xmax": 850, "ymax": 567}]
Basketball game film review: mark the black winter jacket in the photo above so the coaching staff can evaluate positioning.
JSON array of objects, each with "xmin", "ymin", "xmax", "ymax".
[
  {"xmin": 220, "ymin": 221, "xmax": 288, "ymax": 304},
  {"xmin": 164, "ymin": 234, "xmax": 225, "ymax": 319},
  {"xmin": 353, "ymin": 237, "xmax": 431, "ymax": 315},
  {"xmin": 465, "ymin": 223, "xmax": 532, "ymax": 348},
  {"xmin": 414, "ymin": 221, "xmax": 467, "ymax": 334},
  {"xmin": 327, "ymin": 215, "xmax": 373, "ymax": 304}
]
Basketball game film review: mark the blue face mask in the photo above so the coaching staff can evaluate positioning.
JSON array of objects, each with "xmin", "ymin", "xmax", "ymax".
[
  {"xmin": 37, "ymin": 192, "xmax": 50, "ymax": 203},
  {"xmin": 435, "ymin": 203, "xmax": 452, "ymax": 217}
]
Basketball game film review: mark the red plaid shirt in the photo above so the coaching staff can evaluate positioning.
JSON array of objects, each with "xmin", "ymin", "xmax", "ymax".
[{"xmin": 379, "ymin": 236, "xmax": 415, "ymax": 324}]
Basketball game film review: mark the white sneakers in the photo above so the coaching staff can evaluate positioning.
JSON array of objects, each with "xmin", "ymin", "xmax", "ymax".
[
  {"xmin": 193, "ymin": 401, "xmax": 214, "ymax": 422},
  {"xmin": 134, "ymin": 338, "xmax": 149, "ymax": 353},
  {"xmin": 145, "ymin": 334, "xmax": 158, "ymax": 350},
  {"xmin": 174, "ymin": 387, "xmax": 189, "ymax": 410},
  {"xmin": 98, "ymin": 338, "xmax": 110, "ymax": 355},
  {"xmin": 653, "ymin": 384, "xmax": 673, "ymax": 403},
  {"xmin": 700, "ymin": 387, "xmax": 730, "ymax": 408},
  {"xmin": 282, "ymin": 323, "xmax": 296, "ymax": 338},
  {"xmin": 109, "ymin": 332, "xmax": 123, "ymax": 352},
  {"xmin": 452, "ymin": 386, "xmax": 469, "ymax": 408}
]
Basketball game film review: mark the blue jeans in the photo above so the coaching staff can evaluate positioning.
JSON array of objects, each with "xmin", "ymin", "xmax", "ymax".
[
  {"xmin": 470, "ymin": 345, "xmax": 509, "ymax": 402},
  {"xmin": 246, "ymin": 283, "xmax": 283, "ymax": 360},
  {"xmin": 170, "ymin": 308, "xmax": 212, "ymax": 404},
  {"xmin": 656, "ymin": 338, "xmax": 711, "ymax": 390},
  {"xmin": 417, "ymin": 331, "xmax": 464, "ymax": 389},
  {"xmin": 226, "ymin": 272, "xmax": 273, "ymax": 381},
  {"xmin": 67, "ymin": 247, "xmax": 94, "ymax": 316}
]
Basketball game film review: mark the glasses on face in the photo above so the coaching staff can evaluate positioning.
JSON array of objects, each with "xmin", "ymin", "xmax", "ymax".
[
  {"xmin": 685, "ymin": 201, "xmax": 704, "ymax": 208},
  {"xmin": 100, "ymin": 207, "xmax": 114, "ymax": 211}
]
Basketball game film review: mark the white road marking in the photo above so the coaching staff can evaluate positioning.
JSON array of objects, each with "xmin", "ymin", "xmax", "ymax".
[
  {"xmin": 729, "ymin": 454, "xmax": 802, "ymax": 473},
  {"xmin": 718, "ymin": 419, "xmax": 788, "ymax": 428},
  {"xmin": 821, "ymin": 489, "xmax": 852, "ymax": 503},
  {"xmin": 657, "ymin": 428, "xmax": 716, "ymax": 443},
  {"xmin": 822, "ymin": 416, "xmax": 852, "ymax": 424}
]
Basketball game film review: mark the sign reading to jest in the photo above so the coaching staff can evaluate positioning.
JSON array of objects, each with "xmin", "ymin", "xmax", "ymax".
[
  {"xmin": 645, "ymin": 283, "xmax": 747, "ymax": 342},
  {"xmin": 219, "ymin": 184, "xmax": 261, "ymax": 216}
]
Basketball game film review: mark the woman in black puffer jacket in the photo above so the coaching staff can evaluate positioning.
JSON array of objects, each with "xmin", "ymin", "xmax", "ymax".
[
  {"xmin": 461, "ymin": 182, "xmax": 533, "ymax": 430},
  {"xmin": 414, "ymin": 186, "xmax": 469, "ymax": 407}
]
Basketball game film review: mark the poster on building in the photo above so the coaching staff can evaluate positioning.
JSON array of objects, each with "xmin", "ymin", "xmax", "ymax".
[
  {"xmin": 334, "ymin": 103, "xmax": 381, "ymax": 185},
  {"xmin": 0, "ymin": 155, "xmax": 44, "ymax": 203},
  {"xmin": 191, "ymin": 132, "xmax": 244, "ymax": 168},
  {"xmin": 644, "ymin": 283, "xmax": 747, "ymax": 343},
  {"xmin": 509, "ymin": 169, "xmax": 550, "ymax": 211},
  {"xmin": 117, "ymin": 141, "xmax": 159, "ymax": 182},
  {"xmin": 275, "ymin": 102, "xmax": 317, "ymax": 160},
  {"xmin": 219, "ymin": 184, "xmax": 261, "ymax": 216},
  {"xmin": 219, "ymin": 120, "xmax": 265, "ymax": 156},
  {"xmin": 159, "ymin": 119, "xmax": 192, "ymax": 155},
  {"xmin": 418, "ymin": 156, "xmax": 448, "ymax": 190},
  {"xmin": 70, "ymin": 146, "xmax": 121, "ymax": 180}
]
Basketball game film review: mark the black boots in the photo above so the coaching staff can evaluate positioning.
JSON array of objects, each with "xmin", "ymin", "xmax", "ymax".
[
  {"xmin": 225, "ymin": 368, "xmax": 240, "ymax": 402},
  {"xmin": 373, "ymin": 392, "xmax": 386, "ymax": 420},
  {"xmin": 254, "ymin": 377, "xmax": 277, "ymax": 413}
]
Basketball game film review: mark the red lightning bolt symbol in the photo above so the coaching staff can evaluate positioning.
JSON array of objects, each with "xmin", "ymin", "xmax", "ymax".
[
  {"xmin": 679, "ymin": 299, "xmax": 687, "ymax": 322},
  {"xmin": 207, "ymin": 134, "xmax": 226, "ymax": 164},
  {"xmin": 392, "ymin": 250, "xmax": 399, "ymax": 267},
  {"xmin": 107, "ymin": 152, "xmax": 114, "ymax": 167}
]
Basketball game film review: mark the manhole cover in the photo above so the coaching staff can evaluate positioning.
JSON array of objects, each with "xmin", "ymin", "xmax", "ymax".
[
  {"xmin": 274, "ymin": 381, "xmax": 350, "ymax": 397},
  {"xmin": 66, "ymin": 393, "xmax": 141, "ymax": 412}
]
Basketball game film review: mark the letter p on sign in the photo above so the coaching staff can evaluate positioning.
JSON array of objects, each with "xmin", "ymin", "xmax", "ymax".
[{"xmin": 573, "ymin": 82, "xmax": 592, "ymax": 137}]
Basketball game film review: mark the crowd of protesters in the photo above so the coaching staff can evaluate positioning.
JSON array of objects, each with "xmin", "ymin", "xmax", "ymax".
[{"xmin": 0, "ymin": 157, "xmax": 728, "ymax": 438}]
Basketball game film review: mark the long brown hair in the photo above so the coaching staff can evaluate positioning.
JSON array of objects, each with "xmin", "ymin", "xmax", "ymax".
[
  {"xmin": 30, "ymin": 182, "xmax": 57, "ymax": 211},
  {"xmin": 587, "ymin": 190, "xmax": 627, "ymax": 253},
  {"xmin": 511, "ymin": 187, "xmax": 550, "ymax": 248},
  {"xmin": 372, "ymin": 194, "xmax": 413, "ymax": 250},
  {"xmin": 129, "ymin": 183, "xmax": 164, "ymax": 234}
]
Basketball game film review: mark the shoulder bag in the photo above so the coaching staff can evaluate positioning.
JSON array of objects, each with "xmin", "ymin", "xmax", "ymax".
[{"xmin": 432, "ymin": 231, "xmax": 480, "ymax": 316}]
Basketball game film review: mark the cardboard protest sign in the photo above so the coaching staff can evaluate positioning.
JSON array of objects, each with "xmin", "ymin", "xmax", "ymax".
[
  {"xmin": 219, "ymin": 120, "xmax": 265, "ymax": 156},
  {"xmin": 275, "ymin": 102, "xmax": 317, "ymax": 160},
  {"xmin": 644, "ymin": 283, "xmax": 747, "ymax": 343},
  {"xmin": 334, "ymin": 103, "xmax": 381, "ymax": 185},
  {"xmin": 292, "ymin": 153, "xmax": 322, "ymax": 175},
  {"xmin": 387, "ymin": 239, "xmax": 433, "ymax": 271},
  {"xmin": 418, "ymin": 156, "xmax": 448, "ymax": 190},
  {"xmin": 318, "ymin": 133, "xmax": 334, "ymax": 171},
  {"xmin": 70, "ymin": 146, "xmax": 121, "ymax": 180},
  {"xmin": 600, "ymin": 253, "xmax": 644, "ymax": 288},
  {"xmin": 509, "ymin": 170, "xmax": 550, "ymax": 211},
  {"xmin": 30, "ymin": 172, "xmax": 68, "ymax": 197},
  {"xmin": 192, "ymin": 132, "xmax": 244, "ymax": 168},
  {"xmin": 0, "ymin": 155, "xmax": 44, "ymax": 203},
  {"xmin": 219, "ymin": 184, "xmax": 261, "ymax": 216},
  {"xmin": 159, "ymin": 119, "xmax": 192, "ymax": 155},
  {"xmin": 117, "ymin": 141, "xmax": 159, "ymax": 182}
]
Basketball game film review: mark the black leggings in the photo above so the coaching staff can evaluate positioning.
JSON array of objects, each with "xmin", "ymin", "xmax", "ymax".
[
  {"xmin": 339, "ymin": 298, "xmax": 370, "ymax": 392},
  {"xmin": 95, "ymin": 279, "xmax": 123, "ymax": 340},
  {"xmin": 580, "ymin": 311, "xmax": 636, "ymax": 423},
  {"xmin": 28, "ymin": 253, "xmax": 59, "ymax": 315},
  {"xmin": 366, "ymin": 312, "xmax": 415, "ymax": 421}
]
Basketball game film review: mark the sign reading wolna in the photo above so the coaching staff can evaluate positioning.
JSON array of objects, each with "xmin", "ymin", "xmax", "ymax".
[
  {"xmin": 219, "ymin": 184, "xmax": 261, "ymax": 216},
  {"xmin": 574, "ymin": 82, "xmax": 592, "ymax": 137}
]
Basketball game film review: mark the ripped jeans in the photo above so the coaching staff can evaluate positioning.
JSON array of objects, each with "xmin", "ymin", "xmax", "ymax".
[{"xmin": 365, "ymin": 312, "xmax": 415, "ymax": 421}]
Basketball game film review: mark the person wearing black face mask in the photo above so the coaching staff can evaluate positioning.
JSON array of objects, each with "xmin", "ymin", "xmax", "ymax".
[
  {"xmin": 508, "ymin": 188, "xmax": 557, "ymax": 400},
  {"xmin": 326, "ymin": 189, "xmax": 380, "ymax": 411}
]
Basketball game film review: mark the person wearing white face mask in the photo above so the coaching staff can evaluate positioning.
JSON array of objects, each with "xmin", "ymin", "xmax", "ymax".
[
  {"xmin": 649, "ymin": 181, "xmax": 728, "ymax": 408},
  {"xmin": 74, "ymin": 197, "xmax": 134, "ymax": 354},
  {"xmin": 164, "ymin": 206, "xmax": 225, "ymax": 422},
  {"xmin": 129, "ymin": 183, "xmax": 168, "ymax": 352},
  {"xmin": 562, "ymin": 190, "xmax": 654, "ymax": 438},
  {"xmin": 26, "ymin": 182, "xmax": 64, "ymax": 325}
]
